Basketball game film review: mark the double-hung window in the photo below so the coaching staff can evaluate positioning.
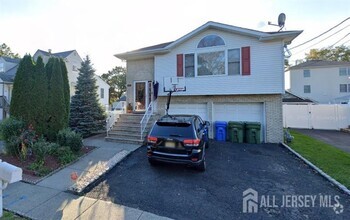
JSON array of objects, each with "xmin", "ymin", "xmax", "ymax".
[
  {"xmin": 339, "ymin": 68, "xmax": 347, "ymax": 76},
  {"xmin": 304, "ymin": 85, "xmax": 311, "ymax": 93},
  {"xmin": 228, "ymin": 49, "xmax": 240, "ymax": 75},
  {"xmin": 184, "ymin": 54, "xmax": 195, "ymax": 77},
  {"xmin": 340, "ymin": 84, "xmax": 348, "ymax": 93},
  {"xmin": 303, "ymin": 69, "xmax": 310, "ymax": 77}
]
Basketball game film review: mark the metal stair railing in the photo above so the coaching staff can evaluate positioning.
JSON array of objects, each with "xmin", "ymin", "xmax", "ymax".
[{"xmin": 140, "ymin": 100, "xmax": 156, "ymax": 140}]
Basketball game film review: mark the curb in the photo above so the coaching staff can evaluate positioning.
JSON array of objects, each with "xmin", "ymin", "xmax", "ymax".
[
  {"xmin": 281, "ymin": 142, "xmax": 350, "ymax": 196},
  {"xmin": 69, "ymin": 149, "xmax": 130, "ymax": 194}
]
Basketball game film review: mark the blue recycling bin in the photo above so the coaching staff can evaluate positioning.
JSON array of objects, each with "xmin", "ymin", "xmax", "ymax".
[{"xmin": 215, "ymin": 121, "xmax": 227, "ymax": 141}]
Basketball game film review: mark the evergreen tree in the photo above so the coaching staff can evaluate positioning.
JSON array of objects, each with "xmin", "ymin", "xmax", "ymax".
[
  {"xmin": 69, "ymin": 56, "xmax": 106, "ymax": 137},
  {"xmin": 60, "ymin": 59, "xmax": 70, "ymax": 127},
  {"xmin": 30, "ymin": 56, "xmax": 48, "ymax": 135},
  {"xmin": 46, "ymin": 58, "xmax": 66, "ymax": 140},
  {"xmin": 10, "ymin": 55, "xmax": 34, "ymax": 121}
]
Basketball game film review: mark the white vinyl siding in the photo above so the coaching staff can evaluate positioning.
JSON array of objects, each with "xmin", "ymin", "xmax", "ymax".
[{"xmin": 155, "ymin": 29, "xmax": 284, "ymax": 96}]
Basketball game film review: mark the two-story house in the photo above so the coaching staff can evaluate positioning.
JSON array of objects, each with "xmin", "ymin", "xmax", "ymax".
[
  {"xmin": 115, "ymin": 21, "xmax": 302, "ymax": 143},
  {"xmin": 0, "ymin": 56, "xmax": 20, "ymax": 119},
  {"xmin": 33, "ymin": 49, "xmax": 110, "ymax": 108},
  {"xmin": 289, "ymin": 60, "xmax": 350, "ymax": 104}
]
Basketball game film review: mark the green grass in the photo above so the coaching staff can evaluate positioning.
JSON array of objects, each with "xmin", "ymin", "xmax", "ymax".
[
  {"xmin": 0, "ymin": 211, "xmax": 26, "ymax": 220},
  {"xmin": 289, "ymin": 130, "xmax": 350, "ymax": 188}
]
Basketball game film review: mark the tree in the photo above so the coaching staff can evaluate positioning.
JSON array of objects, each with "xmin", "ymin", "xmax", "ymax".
[
  {"xmin": 46, "ymin": 58, "xmax": 66, "ymax": 140},
  {"xmin": 101, "ymin": 66, "xmax": 126, "ymax": 103},
  {"xmin": 305, "ymin": 45, "xmax": 350, "ymax": 61},
  {"xmin": 60, "ymin": 59, "xmax": 70, "ymax": 127},
  {"xmin": 10, "ymin": 55, "xmax": 34, "ymax": 120},
  {"xmin": 69, "ymin": 56, "xmax": 106, "ymax": 137},
  {"xmin": 30, "ymin": 56, "xmax": 48, "ymax": 135},
  {"xmin": 0, "ymin": 43, "xmax": 20, "ymax": 58}
]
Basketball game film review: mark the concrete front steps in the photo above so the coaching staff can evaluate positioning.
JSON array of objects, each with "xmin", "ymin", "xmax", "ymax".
[{"xmin": 105, "ymin": 113, "xmax": 155, "ymax": 145}]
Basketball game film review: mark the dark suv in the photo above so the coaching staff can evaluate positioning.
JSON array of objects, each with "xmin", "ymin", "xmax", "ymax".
[{"xmin": 146, "ymin": 114, "xmax": 210, "ymax": 171}]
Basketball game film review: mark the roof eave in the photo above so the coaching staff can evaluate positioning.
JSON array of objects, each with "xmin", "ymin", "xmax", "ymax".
[
  {"xmin": 115, "ymin": 48, "xmax": 170, "ymax": 60},
  {"xmin": 259, "ymin": 31, "xmax": 303, "ymax": 44}
]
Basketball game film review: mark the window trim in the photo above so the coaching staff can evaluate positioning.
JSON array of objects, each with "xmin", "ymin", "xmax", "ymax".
[
  {"xmin": 303, "ymin": 69, "xmax": 310, "ymax": 78},
  {"xmin": 339, "ymin": 67, "xmax": 347, "ymax": 76},
  {"xmin": 197, "ymin": 34, "xmax": 226, "ymax": 48},
  {"xmin": 340, "ymin": 84, "xmax": 348, "ymax": 93},
  {"xmin": 183, "ymin": 48, "xmax": 242, "ymax": 78},
  {"xmin": 100, "ymin": 88, "xmax": 104, "ymax": 99},
  {"xmin": 304, "ymin": 85, "xmax": 311, "ymax": 93}
]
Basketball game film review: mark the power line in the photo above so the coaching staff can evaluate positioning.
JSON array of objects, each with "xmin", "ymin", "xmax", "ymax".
[
  {"xmin": 341, "ymin": 38, "xmax": 350, "ymax": 45},
  {"xmin": 292, "ymin": 25, "xmax": 350, "ymax": 56},
  {"xmin": 289, "ymin": 17, "xmax": 350, "ymax": 50},
  {"xmin": 330, "ymin": 32, "xmax": 350, "ymax": 47}
]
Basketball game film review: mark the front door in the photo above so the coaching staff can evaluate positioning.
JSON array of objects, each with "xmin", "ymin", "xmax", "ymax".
[{"xmin": 134, "ymin": 81, "xmax": 147, "ymax": 111}]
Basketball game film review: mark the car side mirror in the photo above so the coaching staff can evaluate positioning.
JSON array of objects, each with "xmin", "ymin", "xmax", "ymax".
[{"xmin": 205, "ymin": 121, "xmax": 210, "ymax": 126}]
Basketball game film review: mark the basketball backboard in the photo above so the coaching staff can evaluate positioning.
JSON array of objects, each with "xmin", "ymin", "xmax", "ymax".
[{"xmin": 163, "ymin": 77, "xmax": 186, "ymax": 92}]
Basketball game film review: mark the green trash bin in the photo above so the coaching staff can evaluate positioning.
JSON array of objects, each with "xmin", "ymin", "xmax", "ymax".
[
  {"xmin": 245, "ymin": 122, "xmax": 261, "ymax": 144},
  {"xmin": 228, "ymin": 121, "xmax": 245, "ymax": 143}
]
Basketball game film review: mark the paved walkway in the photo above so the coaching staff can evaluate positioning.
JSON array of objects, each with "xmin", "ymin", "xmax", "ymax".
[
  {"xmin": 3, "ymin": 135, "xmax": 171, "ymax": 220},
  {"xmin": 293, "ymin": 129, "xmax": 350, "ymax": 154}
]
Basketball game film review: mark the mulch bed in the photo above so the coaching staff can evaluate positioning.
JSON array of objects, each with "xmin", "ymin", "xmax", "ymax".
[{"xmin": 0, "ymin": 146, "xmax": 95, "ymax": 183}]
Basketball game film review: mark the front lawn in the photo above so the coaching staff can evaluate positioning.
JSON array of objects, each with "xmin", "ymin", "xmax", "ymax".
[{"xmin": 289, "ymin": 130, "xmax": 350, "ymax": 188}]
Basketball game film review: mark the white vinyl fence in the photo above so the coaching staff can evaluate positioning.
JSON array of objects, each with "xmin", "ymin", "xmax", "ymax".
[{"xmin": 283, "ymin": 104, "xmax": 350, "ymax": 130}]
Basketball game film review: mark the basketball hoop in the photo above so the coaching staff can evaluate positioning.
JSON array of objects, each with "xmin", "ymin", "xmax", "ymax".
[{"xmin": 163, "ymin": 76, "xmax": 186, "ymax": 93}]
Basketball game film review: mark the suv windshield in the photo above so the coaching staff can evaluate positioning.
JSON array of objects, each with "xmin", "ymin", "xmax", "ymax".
[{"xmin": 150, "ymin": 121, "xmax": 195, "ymax": 138}]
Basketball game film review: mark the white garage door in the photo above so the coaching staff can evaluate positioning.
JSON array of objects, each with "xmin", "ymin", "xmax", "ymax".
[
  {"xmin": 168, "ymin": 103, "xmax": 208, "ymax": 120},
  {"xmin": 213, "ymin": 103, "xmax": 265, "ymax": 141}
]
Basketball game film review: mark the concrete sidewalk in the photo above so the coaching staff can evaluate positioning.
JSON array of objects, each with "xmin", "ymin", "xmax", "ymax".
[{"xmin": 3, "ymin": 135, "xmax": 171, "ymax": 220}]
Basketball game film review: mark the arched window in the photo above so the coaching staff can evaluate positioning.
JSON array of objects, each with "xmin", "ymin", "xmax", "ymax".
[{"xmin": 197, "ymin": 35, "xmax": 225, "ymax": 48}]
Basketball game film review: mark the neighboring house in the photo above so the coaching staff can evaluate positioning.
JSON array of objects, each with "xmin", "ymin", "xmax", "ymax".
[
  {"xmin": 282, "ymin": 91, "xmax": 314, "ymax": 105},
  {"xmin": 289, "ymin": 60, "xmax": 350, "ymax": 104},
  {"xmin": 33, "ymin": 49, "xmax": 110, "ymax": 108},
  {"xmin": 0, "ymin": 56, "xmax": 20, "ymax": 120},
  {"xmin": 115, "ymin": 21, "xmax": 302, "ymax": 143}
]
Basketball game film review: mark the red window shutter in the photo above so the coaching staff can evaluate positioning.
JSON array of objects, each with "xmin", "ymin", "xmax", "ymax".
[
  {"xmin": 241, "ymin": 47, "xmax": 251, "ymax": 75},
  {"xmin": 177, "ymin": 54, "xmax": 184, "ymax": 77}
]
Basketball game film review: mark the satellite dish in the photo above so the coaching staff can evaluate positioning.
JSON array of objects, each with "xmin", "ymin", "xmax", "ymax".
[
  {"xmin": 278, "ymin": 13, "xmax": 286, "ymax": 27},
  {"xmin": 268, "ymin": 13, "xmax": 286, "ymax": 32}
]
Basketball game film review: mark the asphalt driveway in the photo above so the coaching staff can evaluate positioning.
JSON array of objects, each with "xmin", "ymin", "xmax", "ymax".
[
  {"xmin": 293, "ymin": 129, "xmax": 350, "ymax": 154},
  {"xmin": 85, "ymin": 142, "xmax": 350, "ymax": 219}
]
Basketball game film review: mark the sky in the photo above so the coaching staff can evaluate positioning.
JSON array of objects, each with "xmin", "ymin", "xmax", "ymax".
[{"xmin": 0, "ymin": 0, "xmax": 350, "ymax": 76}]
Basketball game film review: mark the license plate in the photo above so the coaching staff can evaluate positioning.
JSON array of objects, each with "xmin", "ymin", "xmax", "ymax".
[{"xmin": 165, "ymin": 141, "xmax": 176, "ymax": 148}]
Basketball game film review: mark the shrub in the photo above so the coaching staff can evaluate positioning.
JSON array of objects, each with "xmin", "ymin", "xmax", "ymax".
[
  {"xmin": 0, "ymin": 117, "xmax": 25, "ymax": 142},
  {"xmin": 5, "ymin": 136, "xmax": 21, "ymax": 156},
  {"xmin": 53, "ymin": 146, "xmax": 77, "ymax": 165},
  {"xmin": 57, "ymin": 128, "xmax": 83, "ymax": 153},
  {"xmin": 57, "ymin": 128, "xmax": 71, "ymax": 146},
  {"xmin": 32, "ymin": 138, "xmax": 51, "ymax": 163}
]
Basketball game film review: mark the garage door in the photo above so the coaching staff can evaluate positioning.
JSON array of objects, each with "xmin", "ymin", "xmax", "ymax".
[
  {"xmin": 213, "ymin": 103, "xmax": 265, "ymax": 141},
  {"xmin": 168, "ymin": 103, "xmax": 208, "ymax": 120}
]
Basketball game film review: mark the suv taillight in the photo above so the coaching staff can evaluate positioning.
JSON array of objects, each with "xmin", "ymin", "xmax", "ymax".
[
  {"xmin": 183, "ymin": 139, "xmax": 201, "ymax": 147},
  {"xmin": 148, "ymin": 136, "xmax": 158, "ymax": 144}
]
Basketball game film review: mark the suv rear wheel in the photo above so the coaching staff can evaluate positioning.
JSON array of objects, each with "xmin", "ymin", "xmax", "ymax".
[
  {"xmin": 148, "ymin": 158, "xmax": 159, "ymax": 166},
  {"xmin": 197, "ymin": 158, "xmax": 206, "ymax": 172}
]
